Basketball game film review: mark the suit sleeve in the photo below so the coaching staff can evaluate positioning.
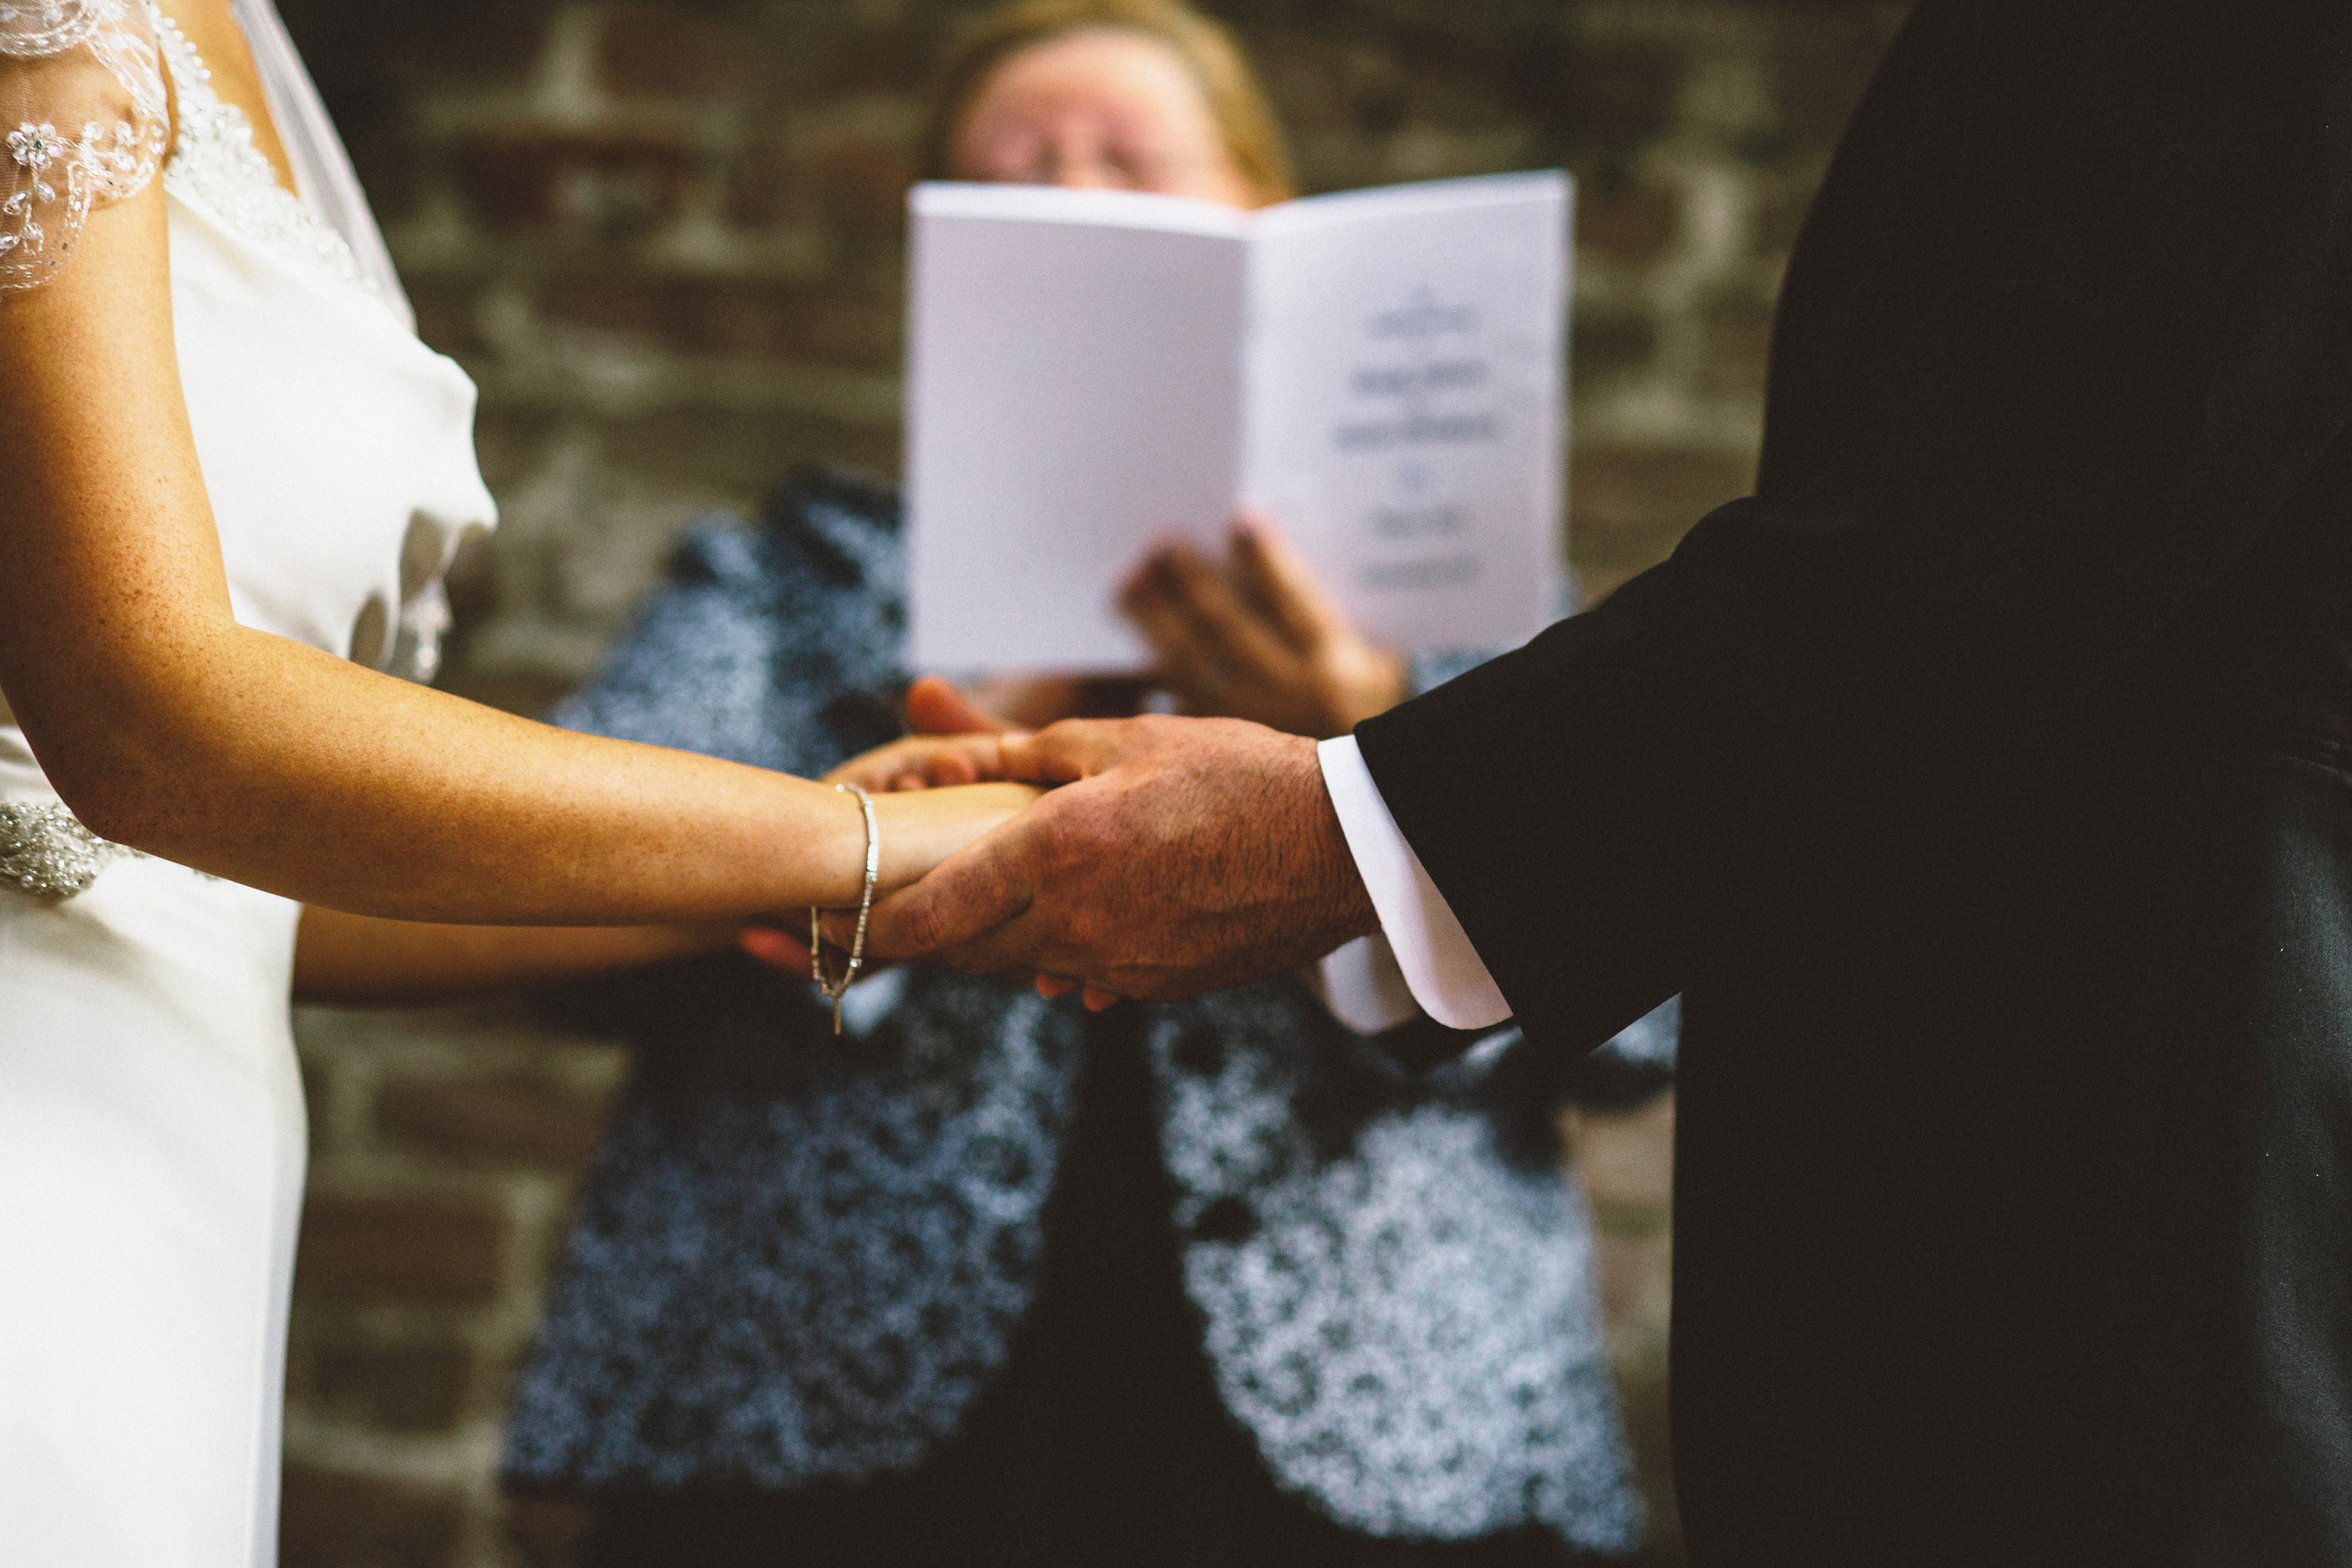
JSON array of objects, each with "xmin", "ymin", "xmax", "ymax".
[{"xmin": 1351, "ymin": 502, "xmax": 1889, "ymax": 1052}]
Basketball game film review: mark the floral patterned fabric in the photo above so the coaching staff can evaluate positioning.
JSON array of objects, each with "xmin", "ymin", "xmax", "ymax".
[{"xmin": 502, "ymin": 468, "xmax": 1673, "ymax": 1553}]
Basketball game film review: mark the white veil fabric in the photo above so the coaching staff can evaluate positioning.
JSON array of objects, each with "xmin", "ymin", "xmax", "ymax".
[{"xmin": 229, "ymin": 0, "xmax": 413, "ymax": 329}]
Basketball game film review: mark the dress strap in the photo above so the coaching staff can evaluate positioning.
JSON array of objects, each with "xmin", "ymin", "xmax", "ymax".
[{"xmin": 141, "ymin": 0, "xmax": 397, "ymax": 312}]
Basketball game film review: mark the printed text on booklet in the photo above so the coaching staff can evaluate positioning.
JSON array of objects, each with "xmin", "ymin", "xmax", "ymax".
[{"xmin": 906, "ymin": 171, "xmax": 1571, "ymax": 671}]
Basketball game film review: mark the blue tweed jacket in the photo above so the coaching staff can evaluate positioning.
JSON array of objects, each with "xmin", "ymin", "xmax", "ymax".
[{"xmin": 501, "ymin": 468, "xmax": 1676, "ymax": 1552}]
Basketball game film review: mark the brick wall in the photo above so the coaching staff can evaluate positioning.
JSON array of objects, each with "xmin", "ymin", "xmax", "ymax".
[{"xmin": 273, "ymin": 2, "xmax": 1908, "ymax": 1562}]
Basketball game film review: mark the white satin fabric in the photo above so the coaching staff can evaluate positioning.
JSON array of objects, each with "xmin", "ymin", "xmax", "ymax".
[{"xmin": 0, "ymin": 4, "xmax": 495, "ymax": 1562}]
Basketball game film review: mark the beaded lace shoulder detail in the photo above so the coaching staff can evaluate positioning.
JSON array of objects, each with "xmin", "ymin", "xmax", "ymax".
[
  {"xmin": 0, "ymin": 0, "xmax": 169, "ymax": 289},
  {"xmin": 145, "ymin": 2, "xmax": 388, "ymax": 306}
]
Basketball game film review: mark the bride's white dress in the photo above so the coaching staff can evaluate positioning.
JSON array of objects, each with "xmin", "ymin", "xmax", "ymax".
[{"xmin": 0, "ymin": 3, "xmax": 495, "ymax": 1561}]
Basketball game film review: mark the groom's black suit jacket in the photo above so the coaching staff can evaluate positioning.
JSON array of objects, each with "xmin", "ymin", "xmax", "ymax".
[{"xmin": 1361, "ymin": 2, "xmax": 2352, "ymax": 1562}]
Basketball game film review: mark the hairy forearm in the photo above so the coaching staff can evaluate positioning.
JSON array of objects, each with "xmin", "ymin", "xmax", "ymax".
[
  {"xmin": 291, "ymin": 905, "xmax": 738, "ymax": 1005},
  {"xmin": 1235, "ymin": 732, "xmax": 1382, "ymax": 970}
]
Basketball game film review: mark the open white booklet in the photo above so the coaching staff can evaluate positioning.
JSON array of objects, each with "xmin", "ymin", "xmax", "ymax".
[{"xmin": 905, "ymin": 171, "xmax": 1571, "ymax": 670}]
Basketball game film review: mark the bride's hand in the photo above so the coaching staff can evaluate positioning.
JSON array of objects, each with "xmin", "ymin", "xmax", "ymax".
[
  {"xmin": 789, "ymin": 779, "xmax": 1039, "ymax": 979},
  {"xmin": 828, "ymin": 733, "xmax": 1015, "ymax": 792},
  {"xmin": 864, "ymin": 781, "xmax": 1040, "ymax": 899},
  {"xmin": 827, "ymin": 677, "xmax": 1025, "ymax": 792}
]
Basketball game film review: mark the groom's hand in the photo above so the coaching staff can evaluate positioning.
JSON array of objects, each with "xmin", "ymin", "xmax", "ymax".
[{"xmin": 856, "ymin": 715, "xmax": 1380, "ymax": 1000}]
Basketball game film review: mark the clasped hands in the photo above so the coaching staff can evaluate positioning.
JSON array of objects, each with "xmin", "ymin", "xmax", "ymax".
[
  {"xmin": 779, "ymin": 517, "xmax": 1389, "ymax": 1007},
  {"xmin": 817, "ymin": 681, "xmax": 1377, "ymax": 1007}
]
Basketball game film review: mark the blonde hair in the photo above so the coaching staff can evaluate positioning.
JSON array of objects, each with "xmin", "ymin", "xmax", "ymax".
[{"xmin": 920, "ymin": 0, "xmax": 1297, "ymax": 206}]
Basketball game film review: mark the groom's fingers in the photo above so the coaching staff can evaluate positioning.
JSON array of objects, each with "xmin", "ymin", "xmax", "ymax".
[
  {"xmin": 857, "ymin": 829, "xmax": 1038, "ymax": 961},
  {"xmin": 1033, "ymin": 975, "xmax": 1119, "ymax": 1009},
  {"xmin": 920, "ymin": 907, "xmax": 1071, "ymax": 979},
  {"xmin": 996, "ymin": 718, "xmax": 1141, "ymax": 784}
]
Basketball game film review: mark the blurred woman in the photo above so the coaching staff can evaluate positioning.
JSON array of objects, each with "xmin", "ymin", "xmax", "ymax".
[{"xmin": 500, "ymin": 4, "xmax": 1673, "ymax": 1564}]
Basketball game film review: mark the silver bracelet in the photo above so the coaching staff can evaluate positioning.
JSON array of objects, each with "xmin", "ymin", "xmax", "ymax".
[{"xmin": 810, "ymin": 782, "xmax": 880, "ymax": 1035}]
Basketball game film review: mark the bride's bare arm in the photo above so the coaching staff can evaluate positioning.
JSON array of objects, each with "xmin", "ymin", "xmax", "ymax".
[
  {"xmin": 0, "ymin": 63, "xmax": 1028, "ymax": 922},
  {"xmin": 290, "ymin": 909, "xmax": 751, "ymax": 1005},
  {"xmin": 286, "ymin": 731, "xmax": 994, "ymax": 1002}
]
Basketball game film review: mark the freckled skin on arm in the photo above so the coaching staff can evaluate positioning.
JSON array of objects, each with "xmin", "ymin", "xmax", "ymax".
[
  {"xmin": 0, "ymin": 0, "xmax": 1031, "ymax": 944},
  {"xmin": 289, "ymin": 734, "xmax": 967, "ymax": 1004}
]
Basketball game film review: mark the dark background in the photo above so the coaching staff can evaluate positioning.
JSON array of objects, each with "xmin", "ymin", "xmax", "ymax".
[{"xmin": 271, "ymin": 2, "xmax": 1907, "ymax": 1562}]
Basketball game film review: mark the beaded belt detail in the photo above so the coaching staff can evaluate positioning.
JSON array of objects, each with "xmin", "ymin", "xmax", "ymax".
[{"xmin": 0, "ymin": 801, "xmax": 130, "ymax": 900}]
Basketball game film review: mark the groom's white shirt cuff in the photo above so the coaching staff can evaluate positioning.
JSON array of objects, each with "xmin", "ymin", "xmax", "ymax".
[
  {"xmin": 1308, "ymin": 933, "xmax": 1422, "ymax": 1035},
  {"xmin": 1316, "ymin": 735, "xmax": 1513, "ymax": 1031}
]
